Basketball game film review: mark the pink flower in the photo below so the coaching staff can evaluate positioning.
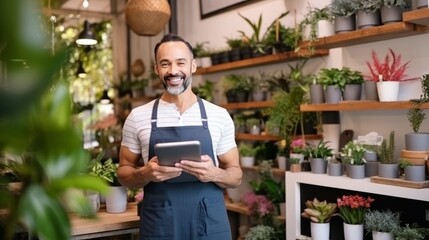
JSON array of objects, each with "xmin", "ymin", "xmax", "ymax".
[
  {"xmin": 290, "ymin": 139, "xmax": 305, "ymax": 154},
  {"xmin": 241, "ymin": 192, "xmax": 274, "ymax": 217},
  {"xmin": 134, "ymin": 191, "xmax": 144, "ymax": 202}
]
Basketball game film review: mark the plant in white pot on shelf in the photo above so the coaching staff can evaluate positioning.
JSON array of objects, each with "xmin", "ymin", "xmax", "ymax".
[
  {"xmin": 238, "ymin": 142, "xmax": 260, "ymax": 167},
  {"xmin": 88, "ymin": 155, "xmax": 128, "ymax": 213},
  {"xmin": 364, "ymin": 209, "xmax": 401, "ymax": 240},
  {"xmin": 365, "ymin": 48, "xmax": 411, "ymax": 102},
  {"xmin": 301, "ymin": 198, "xmax": 337, "ymax": 240}
]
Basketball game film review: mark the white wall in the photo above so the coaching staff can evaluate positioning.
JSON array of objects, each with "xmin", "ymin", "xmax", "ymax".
[{"xmin": 130, "ymin": 0, "xmax": 429, "ymax": 156}]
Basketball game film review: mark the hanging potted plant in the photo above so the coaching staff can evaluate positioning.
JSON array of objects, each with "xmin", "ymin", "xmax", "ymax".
[
  {"xmin": 328, "ymin": 0, "xmax": 359, "ymax": 33},
  {"xmin": 365, "ymin": 48, "xmax": 411, "ymax": 102}
]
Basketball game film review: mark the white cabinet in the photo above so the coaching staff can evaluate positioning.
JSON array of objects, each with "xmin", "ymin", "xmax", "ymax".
[{"xmin": 285, "ymin": 172, "xmax": 429, "ymax": 240}]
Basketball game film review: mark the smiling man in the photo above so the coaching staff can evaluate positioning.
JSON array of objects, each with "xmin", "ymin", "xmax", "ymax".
[{"xmin": 117, "ymin": 33, "xmax": 242, "ymax": 240}]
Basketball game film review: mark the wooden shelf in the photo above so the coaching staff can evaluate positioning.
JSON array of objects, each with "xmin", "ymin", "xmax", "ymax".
[
  {"xmin": 236, "ymin": 133, "xmax": 279, "ymax": 141},
  {"xmin": 241, "ymin": 166, "xmax": 286, "ymax": 177},
  {"xmin": 403, "ymin": 8, "xmax": 429, "ymax": 25},
  {"xmin": 300, "ymin": 21, "xmax": 428, "ymax": 49},
  {"xmin": 221, "ymin": 100, "xmax": 273, "ymax": 110},
  {"xmin": 194, "ymin": 49, "xmax": 328, "ymax": 75},
  {"xmin": 300, "ymin": 100, "xmax": 429, "ymax": 112},
  {"xmin": 225, "ymin": 201, "xmax": 285, "ymax": 222}
]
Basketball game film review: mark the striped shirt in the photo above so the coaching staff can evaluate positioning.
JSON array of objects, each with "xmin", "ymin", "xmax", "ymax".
[{"xmin": 121, "ymin": 98, "xmax": 237, "ymax": 166}]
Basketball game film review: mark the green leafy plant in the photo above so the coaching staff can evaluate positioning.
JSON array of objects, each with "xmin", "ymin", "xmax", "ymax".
[
  {"xmin": 383, "ymin": 0, "xmax": 411, "ymax": 7},
  {"xmin": 419, "ymin": 74, "xmax": 429, "ymax": 102},
  {"xmin": 319, "ymin": 67, "xmax": 362, "ymax": 91},
  {"xmin": 407, "ymin": 104, "xmax": 426, "ymax": 133},
  {"xmin": 193, "ymin": 41, "xmax": 211, "ymax": 57},
  {"xmin": 379, "ymin": 131, "xmax": 397, "ymax": 164},
  {"xmin": 289, "ymin": 157, "xmax": 301, "ymax": 164},
  {"xmin": 238, "ymin": 142, "xmax": 260, "ymax": 157},
  {"xmin": 340, "ymin": 140, "xmax": 367, "ymax": 165},
  {"xmin": 398, "ymin": 158, "xmax": 411, "ymax": 169},
  {"xmin": 307, "ymin": 138, "xmax": 333, "ymax": 159},
  {"xmin": 88, "ymin": 152, "xmax": 120, "ymax": 186},
  {"xmin": 0, "ymin": 2, "xmax": 108, "ymax": 239},
  {"xmin": 192, "ymin": 80, "xmax": 215, "ymax": 102},
  {"xmin": 300, "ymin": 5, "xmax": 333, "ymax": 42},
  {"xmin": 394, "ymin": 224, "xmax": 429, "ymax": 240},
  {"xmin": 301, "ymin": 198, "xmax": 337, "ymax": 223},
  {"xmin": 364, "ymin": 210, "xmax": 401, "ymax": 233},
  {"xmin": 352, "ymin": 0, "xmax": 383, "ymax": 13},
  {"xmin": 329, "ymin": 0, "xmax": 359, "ymax": 17}
]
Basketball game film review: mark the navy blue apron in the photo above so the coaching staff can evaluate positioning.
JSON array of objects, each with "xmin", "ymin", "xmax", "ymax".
[{"xmin": 139, "ymin": 97, "xmax": 231, "ymax": 240}]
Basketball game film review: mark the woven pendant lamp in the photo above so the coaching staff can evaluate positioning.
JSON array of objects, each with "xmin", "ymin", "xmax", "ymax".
[{"xmin": 125, "ymin": 0, "xmax": 171, "ymax": 36}]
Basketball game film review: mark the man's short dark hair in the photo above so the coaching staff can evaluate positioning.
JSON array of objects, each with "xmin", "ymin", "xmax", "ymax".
[{"xmin": 154, "ymin": 33, "xmax": 194, "ymax": 59}]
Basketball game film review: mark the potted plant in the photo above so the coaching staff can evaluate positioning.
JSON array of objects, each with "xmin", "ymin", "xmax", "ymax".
[
  {"xmin": 328, "ymin": 158, "xmax": 343, "ymax": 176},
  {"xmin": 301, "ymin": 198, "xmax": 337, "ymax": 240},
  {"xmin": 193, "ymin": 41, "xmax": 212, "ymax": 67},
  {"xmin": 318, "ymin": 67, "xmax": 351, "ymax": 103},
  {"xmin": 289, "ymin": 157, "xmax": 301, "ymax": 172},
  {"xmin": 400, "ymin": 159, "xmax": 426, "ymax": 181},
  {"xmin": 343, "ymin": 68, "xmax": 365, "ymax": 101},
  {"xmin": 380, "ymin": 0, "xmax": 411, "ymax": 25},
  {"xmin": 365, "ymin": 48, "xmax": 411, "ymax": 101},
  {"xmin": 364, "ymin": 209, "xmax": 401, "ymax": 240},
  {"xmin": 192, "ymin": 80, "xmax": 215, "ymax": 102},
  {"xmin": 239, "ymin": 142, "xmax": 259, "ymax": 167},
  {"xmin": 405, "ymin": 103, "xmax": 429, "ymax": 151},
  {"xmin": 244, "ymin": 225, "xmax": 276, "ymax": 240},
  {"xmin": 340, "ymin": 140, "xmax": 367, "ymax": 179},
  {"xmin": 352, "ymin": 0, "xmax": 383, "ymax": 29},
  {"xmin": 300, "ymin": 5, "xmax": 334, "ymax": 42},
  {"xmin": 225, "ymin": 37, "xmax": 243, "ymax": 61},
  {"xmin": 337, "ymin": 194, "xmax": 375, "ymax": 240},
  {"xmin": 394, "ymin": 224, "xmax": 429, "ymax": 240},
  {"xmin": 378, "ymin": 131, "xmax": 399, "ymax": 178},
  {"xmin": 307, "ymin": 138, "xmax": 333, "ymax": 174},
  {"xmin": 88, "ymin": 153, "xmax": 127, "ymax": 213},
  {"xmin": 248, "ymin": 71, "xmax": 270, "ymax": 101},
  {"xmin": 130, "ymin": 78, "xmax": 148, "ymax": 98},
  {"xmin": 222, "ymin": 73, "xmax": 250, "ymax": 103},
  {"xmin": 329, "ymin": 0, "xmax": 358, "ymax": 33},
  {"xmin": 290, "ymin": 138, "xmax": 306, "ymax": 163}
]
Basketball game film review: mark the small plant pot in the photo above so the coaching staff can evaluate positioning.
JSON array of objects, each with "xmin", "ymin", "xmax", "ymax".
[
  {"xmin": 240, "ymin": 156, "xmax": 255, "ymax": 167},
  {"xmin": 310, "ymin": 158, "xmax": 327, "ymax": 174},
  {"xmin": 290, "ymin": 163, "xmax": 301, "ymax": 173},
  {"xmin": 404, "ymin": 165, "xmax": 426, "ymax": 182},
  {"xmin": 405, "ymin": 133, "xmax": 429, "ymax": 151},
  {"xmin": 348, "ymin": 164, "xmax": 365, "ymax": 179},
  {"xmin": 365, "ymin": 161, "xmax": 379, "ymax": 177},
  {"xmin": 377, "ymin": 81, "xmax": 400, "ymax": 102},
  {"xmin": 378, "ymin": 163, "xmax": 399, "ymax": 178},
  {"xmin": 277, "ymin": 156, "xmax": 287, "ymax": 170},
  {"xmin": 328, "ymin": 162, "xmax": 343, "ymax": 176}
]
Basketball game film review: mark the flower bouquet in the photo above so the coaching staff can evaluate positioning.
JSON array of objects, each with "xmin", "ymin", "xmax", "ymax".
[
  {"xmin": 337, "ymin": 194, "xmax": 374, "ymax": 224},
  {"xmin": 241, "ymin": 192, "xmax": 274, "ymax": 225}
]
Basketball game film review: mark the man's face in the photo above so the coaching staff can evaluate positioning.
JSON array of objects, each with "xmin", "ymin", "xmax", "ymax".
[{"xmin": 155, "ymin": 41, "xmax": 196, "ymax": 95}]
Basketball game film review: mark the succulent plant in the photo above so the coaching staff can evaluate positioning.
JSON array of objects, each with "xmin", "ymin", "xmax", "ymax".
[{"xmin": 301, "ymin": 198, "xmax": 337, "ymax": 223}]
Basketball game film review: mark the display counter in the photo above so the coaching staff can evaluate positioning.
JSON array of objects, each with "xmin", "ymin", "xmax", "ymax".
[{"xmin": 70, "ymin": 202, "xmax": 139, "ymax": 239}]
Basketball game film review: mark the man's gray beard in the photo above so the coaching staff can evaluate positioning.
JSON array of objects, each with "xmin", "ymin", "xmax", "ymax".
[{"xmin": 165, "ymin": 77, "xmax": 192, "ymax": 95}]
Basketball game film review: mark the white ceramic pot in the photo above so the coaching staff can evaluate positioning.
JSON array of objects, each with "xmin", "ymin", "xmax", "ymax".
[
  {"xmin": 376, "ymin": 81, "xmax": 400, "ymax": 102},
  {"xmin": 317, "ymin": 20, "xmax": 335, "ymax": 38},
  {"xmin": 311, "ymin": 222, "xmax": 330, "ymax": 240},
  {"xmin": 105, "ymin": 186, "xmax": 128, "ymax": 213},
  {"xmin": 277, "ymin": 156, "xmax": 287, "ymax": 170},
  {"xmin": 240, "ymin": 156, "xmax": 255, "ymax": 167}
]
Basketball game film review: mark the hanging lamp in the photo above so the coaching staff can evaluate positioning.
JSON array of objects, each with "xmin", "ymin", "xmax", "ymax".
[
  {"xmin": 76, "ymin": 61, "xmax": 87, "ymax": 78},
  {"xmin": 76, "ymin": 20, "xmax": 97, "ymax": 46},
  {"xmin": 99, "ymin": 89, "xmax": 112, "ymax": 104},
  {"xmin": 125, "ymin": 0, "xmax": 171, "ymax": 36}
]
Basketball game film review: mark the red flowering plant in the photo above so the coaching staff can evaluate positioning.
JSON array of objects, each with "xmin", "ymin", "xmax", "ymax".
[
  {"xmin": 365, "ymin": 48, "xmax": 411, "ymax": 82},
  {"xmin": 337, "ymin": 194, "xmax": 375, "ymax": 224}
]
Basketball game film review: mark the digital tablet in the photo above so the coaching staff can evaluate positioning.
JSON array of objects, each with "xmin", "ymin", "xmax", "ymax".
[{"xmin": 154, "ymin": 140, "xmax": 202, "ymax": 167}]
